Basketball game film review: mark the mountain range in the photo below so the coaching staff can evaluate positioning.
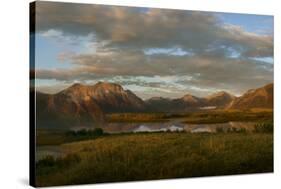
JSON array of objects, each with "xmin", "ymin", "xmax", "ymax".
[
  {"xmin": 227, "ymin": 83, "xmax": 273, "ymax": 109},
  {"xmin": 35, "ymin": 82, "xmax": 273, "ymax": 128},
  {"xmin": 146, "ymin": 91, "xmax": 236, "ymax": 112}
]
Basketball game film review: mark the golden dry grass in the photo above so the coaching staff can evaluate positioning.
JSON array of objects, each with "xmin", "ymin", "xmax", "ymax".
[{"xmin": 36, "ymin": 132, "xmax": 273, "ymax": 187}]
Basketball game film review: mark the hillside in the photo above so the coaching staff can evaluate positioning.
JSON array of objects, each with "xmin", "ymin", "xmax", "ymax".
[
  {"xmin": 36, "ymin": 82, "xmax": 146, "ymax": 128},
  {"xmin": 35, "ymin": 82, "xmax": 273, "ymax": 128},
  {"xmin": 228, "ymin": 83, "xmax": 273, "ymax": 109}
]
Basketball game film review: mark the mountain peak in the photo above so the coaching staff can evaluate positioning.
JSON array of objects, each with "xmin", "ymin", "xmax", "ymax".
[
  {"xmin": 206, "ymin": 91, "xmax": 235, "ymax": 99},
  {"xmin": 91, "ymin": 81, "xmax": 145, "ymax": 112},
  {"xmin": 228, "ymin": 83, "xmax": 273, "ymax": 109},
  {"xmin": 181, "ymin": 94, "xmax": 199, "ymax": 102},
  {"xmin": 60, "ymin": 83, "xmax": 88, "ymax": 95},
  {"xmin": 264, "ymin": 83, "xmax": 273, "ymax": 89},
  {"xmin": 203, "ymin": 91, "xmax": 235, "ymax": 108},
  {"xmin": 69, "ymin": 83, "xmax": 85, "ymax": 89},
  {"xmin": 182, "ymin": 94, "xmax": 195, "ymax": 98},
  {"xmin": 95, "ymin": 81, "xmax": 120, "ymax": 87},
  {"xmin": 61, "ymin": 82, "xmax": 125, "ymax": 96},
  {"xmin": 94, "ymin": 81, "xmax": 124, "ymax": 93},
  {"xmin": 147, "ymin": 97, "xmax": 170, "ymax": 101}
]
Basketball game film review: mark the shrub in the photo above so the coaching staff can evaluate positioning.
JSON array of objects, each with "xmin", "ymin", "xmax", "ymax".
[
  {"xmin": 224, "ymin": 127, "xmax": 247, "ymax": 133},
  {"xmin": 58, "ymin": 154, "xmax": 81, "ymax": 168},
  {"xmin": 236, "ymin": 128, "xmax": 247, "ymax": 133},
  {"xmin": 216, "ymin": 127, "xmax": 224, "ymax": 133},
  {"xmin": 254, "ymin": 122, "xmax": 273, "ymax": 133},
  {"xmin": 36, "ymin": 155, "xmax": 55, "ymax": 167},
  {"xmin": 66, "ymin": 128, "xmax": 105, "ymax": 137},
  {"xmin": 36, "ymin": 154, "xmax": 81, "ymax": 176},
  {"xmin": 93, "ymin": 128, "xmax": 104, "ymax": 136}
]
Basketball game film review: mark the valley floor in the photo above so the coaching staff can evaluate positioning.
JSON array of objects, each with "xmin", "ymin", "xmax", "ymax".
[{"xmin": 36, "ymin": 132, "xmax": 273, "ymax": 187}]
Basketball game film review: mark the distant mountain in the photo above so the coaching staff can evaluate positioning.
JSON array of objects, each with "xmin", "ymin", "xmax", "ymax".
[
  {"xmin": 35, "ymin": 82, "xmax": 273, "ymax": 128},
  {"xmin": 228, "ymin": 83, "xmax": 273, "ymax": 109},
  {"xmin": 180, "ymin": 94, "xmax": 203, "ymax": 106},
  {"xmin": 145, "ymin": 97, "xmax": 174, "ymax": 112},
  {"xmin": 89, "ymin": 82, "xmax": 146, "ymax": 113},
  {"xmin": 36, "ymin": 82, "xmax": 147, "ymax": 128},
  {"xmin": 58, "ymin": 82, "xmax": 146, "ymax": 113},
  {"xmin": 205, "ymin": 91, "xmax": 236, "ymax": 108},
  {"xmin": 172, "ymin": 94, "xmax": 205, "ymax": 111},
  {"xmin": 145, "ymin": 92, "xmax": 234, "ymax": 112},
  {"xmin": 144, "ymin": 84, "xmax": 273, "ymax": 112},
  {"xmin": 36, "ymin": 86, "xmax": 104, "ymax": 128}
]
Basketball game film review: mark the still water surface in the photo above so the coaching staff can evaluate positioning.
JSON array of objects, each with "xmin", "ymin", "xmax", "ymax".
[{"xmin": 36, "ymin": 121, "xmax": 256, "ymax": 161}]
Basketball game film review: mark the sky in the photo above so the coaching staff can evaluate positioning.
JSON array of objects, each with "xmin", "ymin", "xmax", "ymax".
[{"xmin": 33, "ymin": 1, "xmax": 273, "ymax": 99}]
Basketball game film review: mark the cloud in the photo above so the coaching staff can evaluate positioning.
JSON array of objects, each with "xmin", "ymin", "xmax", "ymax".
[
  {"xmin": 221, "ymin": 24, "xmax": 273, "ymax": 57},
  {"xmin": 36, "ymin": 50, "xmax": 273, "ymax": 97},
  {"xmin": 34, "ymin": 1, "xmax": 273, "ymax": 98},
  {"xmin": 35, "ymin": 1, "xmax": 273, "ymax": 58}
]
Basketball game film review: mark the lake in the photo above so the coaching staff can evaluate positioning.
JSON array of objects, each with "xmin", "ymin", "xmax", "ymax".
[
  {"xmin": 101, "ymin": 121, "xmax": 256, "ymax": 133},
  {"xmin": 36, "ymin": 121, "xmax": 256, "ymax": 162}
]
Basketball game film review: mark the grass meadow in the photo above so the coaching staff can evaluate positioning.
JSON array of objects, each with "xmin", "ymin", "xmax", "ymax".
[{"xmin": 36, "ymin": 131, "xmax": 273, "ymax": 187}]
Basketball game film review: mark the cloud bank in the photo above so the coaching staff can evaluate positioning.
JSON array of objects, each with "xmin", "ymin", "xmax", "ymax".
[{"xmin": 34, "ymin": 1, "xmax": 273, "ymax": 98}]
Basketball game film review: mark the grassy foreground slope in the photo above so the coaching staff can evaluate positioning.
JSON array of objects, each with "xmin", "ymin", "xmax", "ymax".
[{"xmin": 36, "ymin": 132, "xmax": 273, "ymax": 187}]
